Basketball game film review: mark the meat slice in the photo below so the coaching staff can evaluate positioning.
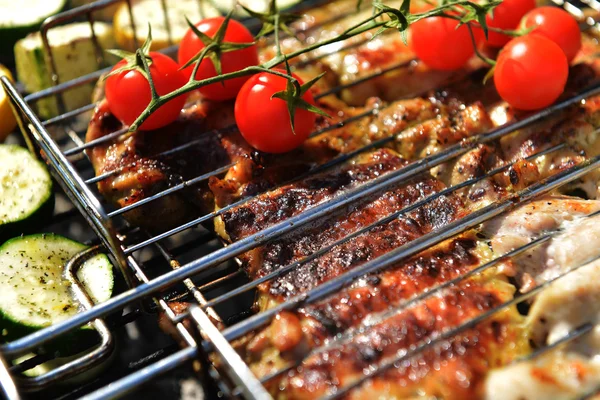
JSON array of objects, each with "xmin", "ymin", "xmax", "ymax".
[
  {"xmin": 86, "ymin": 98, "xmax": 238, "ymax": 231},
  {"xmin": 218, "ymin": 147, "xmax": 526, "ymax": 397},
  {"xmin": 482, "ymin": 196, "xmax": 600, "ymax": 289},
  {"xmin": 284, "ymin": 280, "xmax": 524, "ymax": 400},
  {"xmin": 485, "ymin": 351, "xmax": 600, "ymax": 400}
]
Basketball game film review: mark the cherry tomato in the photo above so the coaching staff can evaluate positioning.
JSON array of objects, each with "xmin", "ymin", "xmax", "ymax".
[
  {"xmin": 410, "ymin": 16, "xmax": 479, "ymax": 71},
  {"xmin": 522, "ymin": 6, "xmax": 581, "ymax": 62},
  {"xmin": 485, "ymin": 0, "xmax": 536, "ymax": 47},
  {"xmin": 494, "ymin": 34, "xmax": 568, "ymax": 110},
  {"xmin": 234, "ymin": 70, "xmax": 317, "ymax": 153},
  {"xmin": 105, "ymin": 52, "xmax": 186, "ymax": 131},
  {"xmin": 178, "ymin": 17, "xmax": 259, "ymax": 101}
]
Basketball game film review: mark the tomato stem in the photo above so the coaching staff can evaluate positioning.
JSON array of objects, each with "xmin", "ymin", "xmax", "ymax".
[{"xmin": 467, "ymin": 25, "xmax": 497, "ymax": 67}]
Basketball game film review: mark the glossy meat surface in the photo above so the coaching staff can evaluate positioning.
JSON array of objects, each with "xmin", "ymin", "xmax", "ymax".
[{"xmin": 220, "ymin": 149, "xmax": 463, "ymax": 298}]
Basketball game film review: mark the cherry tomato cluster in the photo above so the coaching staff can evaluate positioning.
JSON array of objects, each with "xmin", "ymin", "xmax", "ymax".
[
  {"xmin": 104, "ymin": 5, "xmax": 582, "ymax": 153},
  {"xmin": 105, "ymin": 17, "xmax": 317, "ymax": 153},
  {"xmin": 410, "ymin": 3, "xmax": 581, "ymax": 110}
]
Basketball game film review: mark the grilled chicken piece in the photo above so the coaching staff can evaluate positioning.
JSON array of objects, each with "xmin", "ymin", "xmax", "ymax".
[
  {"xmin": 218, "ymin": 148, "xmax": 463, "ymax": 273},
  {"xmin": 485, "ymin": 351, "xmax": 600, "ymax": 400},
  {"xmin": 481, "ymin": 197, "xmax": 600, "ymax": 400},
  {"xmin": 482, "ymin": 196, "xmax": 600, "ymax": 289},
  {"xmin": 85, "ymin": 98, "xmax": 239, "ymax": 231}
]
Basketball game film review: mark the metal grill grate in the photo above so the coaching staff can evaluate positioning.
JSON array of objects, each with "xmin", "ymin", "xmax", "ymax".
[{"xmin": 3, "ymin": 0, "xmax": 600, "ymax": 398}]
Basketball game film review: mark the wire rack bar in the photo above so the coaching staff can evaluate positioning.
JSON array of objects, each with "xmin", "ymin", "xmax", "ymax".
[
  {"xmin": 1, "ymin": 76, "xmax": 135, "ymax": 288},
  {"xmin": 81, "ymin": 346, "xmax": 198, "ymax": 400},
  {"xmin": 0, "ymin": 354, "xmax": 20, "ymax": 400},
  {"xmin": 107, "ymin": 163, "xmax": 234, "ymax": 218},
  {"xmin": 189, "ymin": 306, "xmax": 272, "ymax": 400},
  {"xmin": 514, "ymin": 323, "xmax": 595, "ymax": 364}
]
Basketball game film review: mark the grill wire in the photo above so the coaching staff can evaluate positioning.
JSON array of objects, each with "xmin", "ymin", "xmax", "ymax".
[{"xmin": 3, "ymin": 0, "xmax": 600, "ymax": 398}]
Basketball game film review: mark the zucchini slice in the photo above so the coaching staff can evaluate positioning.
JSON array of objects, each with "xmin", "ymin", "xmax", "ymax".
[
  {"xmin": 0, "ymin": 234, "xmax": 114, "ymax": 354},
  {"xmin": 14, "ymin": 21, "xmax": 116, "ymax": 119},
  {"xmin": 0, "ymin": 145, "xmax": 53, "ymax": 239},
  {"xmin": 113, "ymin": 0, "xmax": 219, "ymax": 51},
  {"xmin": 0, "ymin": 0, "xmax": 66, "ymax": 55}
]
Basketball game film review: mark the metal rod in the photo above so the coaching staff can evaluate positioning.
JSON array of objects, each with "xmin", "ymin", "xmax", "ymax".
[
  {"xmin": 315, "ymin": 58, "xmax": 416, "ymax": 100},
  {"xmin": 17, "ymin": 247, "xmax": 115, "ymax": 391},
  {"xmin": 512, "ymin": 323, "xmax": 594, "ymax": 364},
  {"xmin": 189, "ymin": 306, "xmax": 272, "ymax": 400},
  {"xmin": 0, "ymin": 353, "xmax": 20, "ymax": 400},
  {"xmin": 64, "ymin": 127, "xmax": 129, "ymax": 156},
  {"xmin": 107, "ymin": 163, "xmax": 234, "ymax": 218},
  {"xmin": 42, "ymin": 103, "xmax": 98, "ymax": 127},
  {"xmin": 81, "ymin": 347, "xmax": 198, "ymax": 400}
]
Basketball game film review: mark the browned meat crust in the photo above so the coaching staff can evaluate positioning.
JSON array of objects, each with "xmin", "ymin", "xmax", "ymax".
[
  {"xmin": 86, "ymin": 99, "xmax": 237, "ymax": 230},
  {"xmin": 284, "ymin": 281, "xmax": 523, "ymax": 400},
  {"xmin": 218, "ymin": 148, "xmax": 524, "ymax": 398},
  {"xmin": 219, "ymin": 149, "xmax": 464, "ymax": 298}
]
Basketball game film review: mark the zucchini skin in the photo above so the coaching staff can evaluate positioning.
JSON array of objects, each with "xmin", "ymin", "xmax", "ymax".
[{"xmin": 0, "ymin": 234, "xmax": 114, "ymax": 356}]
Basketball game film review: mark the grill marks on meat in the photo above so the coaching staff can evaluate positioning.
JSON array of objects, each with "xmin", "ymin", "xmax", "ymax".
[
  {"xmin": 221, "ymin": 148, "xmax": 527, "ymax": 397},
  {"xmin": 247, "ymin": 280, "xmax": 524, "ymax": 399},
  {"xmin": 300, "ymin": 236, "xmax": 482, "ymax": 337},
  {"xmin": 219, "ymin": 149, "xmax": 464, "ymax": 301},
  {"xmin": 288, "ymin": 282, "xmax": 523, "ymax": 400}
]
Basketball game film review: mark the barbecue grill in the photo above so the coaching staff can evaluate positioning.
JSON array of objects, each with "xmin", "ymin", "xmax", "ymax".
[{"xmin": 2, "ymin": 0, "xmax": 600, "ymax": 398}]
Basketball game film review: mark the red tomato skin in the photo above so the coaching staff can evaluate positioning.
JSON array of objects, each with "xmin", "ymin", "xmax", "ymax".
[
  {"xmin": 178, "ymin": 17, "xmax": 259, "ymax": 101},
  {"xmin": 105, "ymin": 52, "xmax": 187, "ymax": 131},
  {"xmin": 234, "ymin": 70, "xmax": 317, "ymax": 154},
  {"xmin": 410, "ymin": 16, "xmax": 476, "ymax": 71},
  {"xmin": 522, "ymin": 6, "xmax": 582, "ymax": 62},
  {"xmin": 494, "ymin": 34, "xmax": 569, "ymax": 110},
  {"xmin": 485, "ymin": 0, "xmax": 536, "ymax": 47}
]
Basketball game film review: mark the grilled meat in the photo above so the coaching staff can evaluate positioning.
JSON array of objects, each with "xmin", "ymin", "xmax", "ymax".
[
  {"xmin": 216, "ymin": 147, "xmax": 525, "ymax": 397},
  {"xmin": 85, "ymin": 2, "xmax": 600, "ymax": 397},
  {"xmin": 218, "ymin": 148, "xmax": 463, "ymax": 290},
  {"xmin": 284, "ymin": 281, "xmax": 523, "ymax": 400},
  {"xmin": 482, "ymin": 197, "xmax": 600, "ymax": 400}
]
